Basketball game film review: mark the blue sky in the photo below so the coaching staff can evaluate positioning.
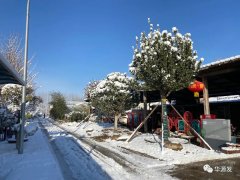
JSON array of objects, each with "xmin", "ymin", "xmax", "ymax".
[{"xmin": 0, "ymin": 0, "xmax": 240, "ymax": 96}]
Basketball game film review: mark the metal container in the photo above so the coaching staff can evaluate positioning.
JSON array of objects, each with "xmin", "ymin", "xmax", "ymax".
[{"xmin": 202, "ymin": 119, "xmax": 231, "ymax": 150}]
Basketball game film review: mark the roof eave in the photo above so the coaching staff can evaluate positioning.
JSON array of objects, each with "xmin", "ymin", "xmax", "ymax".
[{"xmin": 0, "ymin": 53, "xmax": 25, "ymax": 86}]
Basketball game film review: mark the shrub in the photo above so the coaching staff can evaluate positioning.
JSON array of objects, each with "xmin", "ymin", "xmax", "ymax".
[
  {"xmin": 69, "ymin": 112, "xmax": 87, "ymax": 122},
  {"xmin": 25, "ymin": 113, "xmax": 32, "ymax": 119}
]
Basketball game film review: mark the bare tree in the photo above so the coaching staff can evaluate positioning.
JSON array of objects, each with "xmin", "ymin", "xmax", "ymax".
[
  {"xmin": 0, "ymin": 34, "xmax": 36, "ymax": 85},
  {"xmin": 0, "ymin": 34, "xmax": 39, "ymax": 111}
]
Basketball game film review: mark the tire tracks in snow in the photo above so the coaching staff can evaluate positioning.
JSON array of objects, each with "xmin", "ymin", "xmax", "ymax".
[
  {"xmin": 39, "ymin": 121, "xmax": 74, "ymax": 180},
  {"xmin": 42, "ymin": 119, "xmax": 175, "ymax": 179},
  {"xmin": 48, "ymin": 120, "xmax": 139, "ymax": 174},
  {"xmin": 39, "ymin": 120, "xmax": 112, "ymax": 180}
]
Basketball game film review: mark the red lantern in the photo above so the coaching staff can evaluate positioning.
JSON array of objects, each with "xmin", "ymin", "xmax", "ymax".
[{"xmin": 188, "ymin": 80, "xmax": 204, "ymax": 97}]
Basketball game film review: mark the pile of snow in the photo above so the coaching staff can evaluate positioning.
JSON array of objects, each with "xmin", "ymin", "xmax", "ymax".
[
  {"xmin": 221, "ymin": 142, "xmax": 240, "ymax": 153},
  {"xmin": 12, "ymin": 119, "xmax": 39, "ymax": 136},
  {"xmin": 225, "ymin": 142, "xmax": 240, "ymax": 147},
  {"xmin": 89, "ymin": 114, "xmax": 98, "ymax": 121},
  {"xmin": 25, "ymin": 120, "xmax": 38, "ymax": 136},
  {"xmin": 60, "ymin": 120, "xmax": 113, "ymax": 138},
  {"xmin": 221, "ymin": 146, "xmax": 240, "ymax": 151}
]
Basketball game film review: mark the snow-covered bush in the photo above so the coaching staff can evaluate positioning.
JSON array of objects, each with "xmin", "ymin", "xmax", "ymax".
[
  {"xmin": 90, "ymin": 72, "xmax": 137, "ymax": 129},
  {"xmin": 0, "ymin": 107, "xmax": 17, "ymax": 128},
  {"xmin": 68, "ymin": 111, "xmax": 87, "ymax": 122},
  {"xmin": 24, "ymin": 121, "xmax": 38, "ymax": 136}
]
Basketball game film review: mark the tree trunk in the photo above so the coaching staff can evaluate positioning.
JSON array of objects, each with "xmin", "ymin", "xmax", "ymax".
[
  {"xmin": 161, "ymin": 96, "xmax": 169, "ymax": 141},
  {"xmin": 143, "ymin": 91, "xmax": 148, "ymax": 132},
  {"xmin": 114, "ymin": 113, "xmax": 120, "ymax": 130}
]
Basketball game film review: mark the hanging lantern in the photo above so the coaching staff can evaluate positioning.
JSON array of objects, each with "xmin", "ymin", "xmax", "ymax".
[{"xmin": 188, "ymin": 80, "xmax": 204, "ymax": 98}]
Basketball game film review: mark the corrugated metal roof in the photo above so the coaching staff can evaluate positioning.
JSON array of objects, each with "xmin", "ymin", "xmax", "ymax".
[
  {"xmin": 201, "ymin": 55, "xmax": 240, "ymax": 70},
  {"xmin": 0, "ymin": 53, "xmax": 25, "ymax": 85}
]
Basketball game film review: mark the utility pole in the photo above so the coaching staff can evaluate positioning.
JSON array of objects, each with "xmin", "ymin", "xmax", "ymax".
[{"xmin": 19, "ymin": 0, "xmax": 30, "ymax": 154}]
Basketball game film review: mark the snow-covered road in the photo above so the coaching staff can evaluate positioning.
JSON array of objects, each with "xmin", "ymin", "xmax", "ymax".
[
  {"xmin": 40, "ymin": 118, "xmax": 174, "ymax": 180},
  {"xmin": 40, "ymin": 120, "xmax": 112, "ymax": 180}
]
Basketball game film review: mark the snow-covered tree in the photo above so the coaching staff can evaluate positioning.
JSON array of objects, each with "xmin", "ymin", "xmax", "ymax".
[
  {"xmin": 25, "ymin": 96, "xmax": 43, "ymax": 113},
  {"xmin": 1, "ymin": 84, "xmax": 34, "ymax": 111},
  {"xmin": 90, "ymin": 72, "xmax": 136, "ymax": 129},
  {"xmin": 0, "ymin": 35, "xmax": 39, "ymax": 112},
  {"xmin": 84, "ymin": 80, "xmax": 100, "ymax": 101},
  {"xmin": 129, "ymin": 19, "xmax": 203, "ymax": 139}
]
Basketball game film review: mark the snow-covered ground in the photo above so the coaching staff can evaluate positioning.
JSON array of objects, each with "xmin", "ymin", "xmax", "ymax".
[
  {"xmin": 0, "ymin": 119, "xmax": 64, "ymax": 180},
  {"xmin": 59, "ymin": 119, "xmax": 240, "ymax": 165},
  {"xmin": 1, "ymin": 118, "xmax": 239, "ymax": 180},
  {"xmin": 41, "ymin": 118, "xmax": 174, "ymax": 179},
  {"xmin": 41, "ymin": 118, "xmax": 240, "ymax": 179}
]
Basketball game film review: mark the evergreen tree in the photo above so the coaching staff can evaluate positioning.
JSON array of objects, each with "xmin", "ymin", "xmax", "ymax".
[
  {"xmin": 84, "ymin": 80, "xmax": 100, "ymax": 101},
  {"xmin": 129, "ymin": 19, "xmax": 203, "ymax": 140},
  {"xmin": 49, "ymin": 92, "xmax": 69, "ymax": 120},
  {"xmin": 90, "ymin": 72, "xmax": 137, "ymax": 129}
]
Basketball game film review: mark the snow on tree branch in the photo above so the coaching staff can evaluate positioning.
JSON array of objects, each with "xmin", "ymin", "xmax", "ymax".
[
  {"xmin": 129, "ymin": 18, "xmax": 203, "ymax": 96},
  {"xmin": 89, "ymin": 72, "xmax": 137, "ymax": 115}
]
